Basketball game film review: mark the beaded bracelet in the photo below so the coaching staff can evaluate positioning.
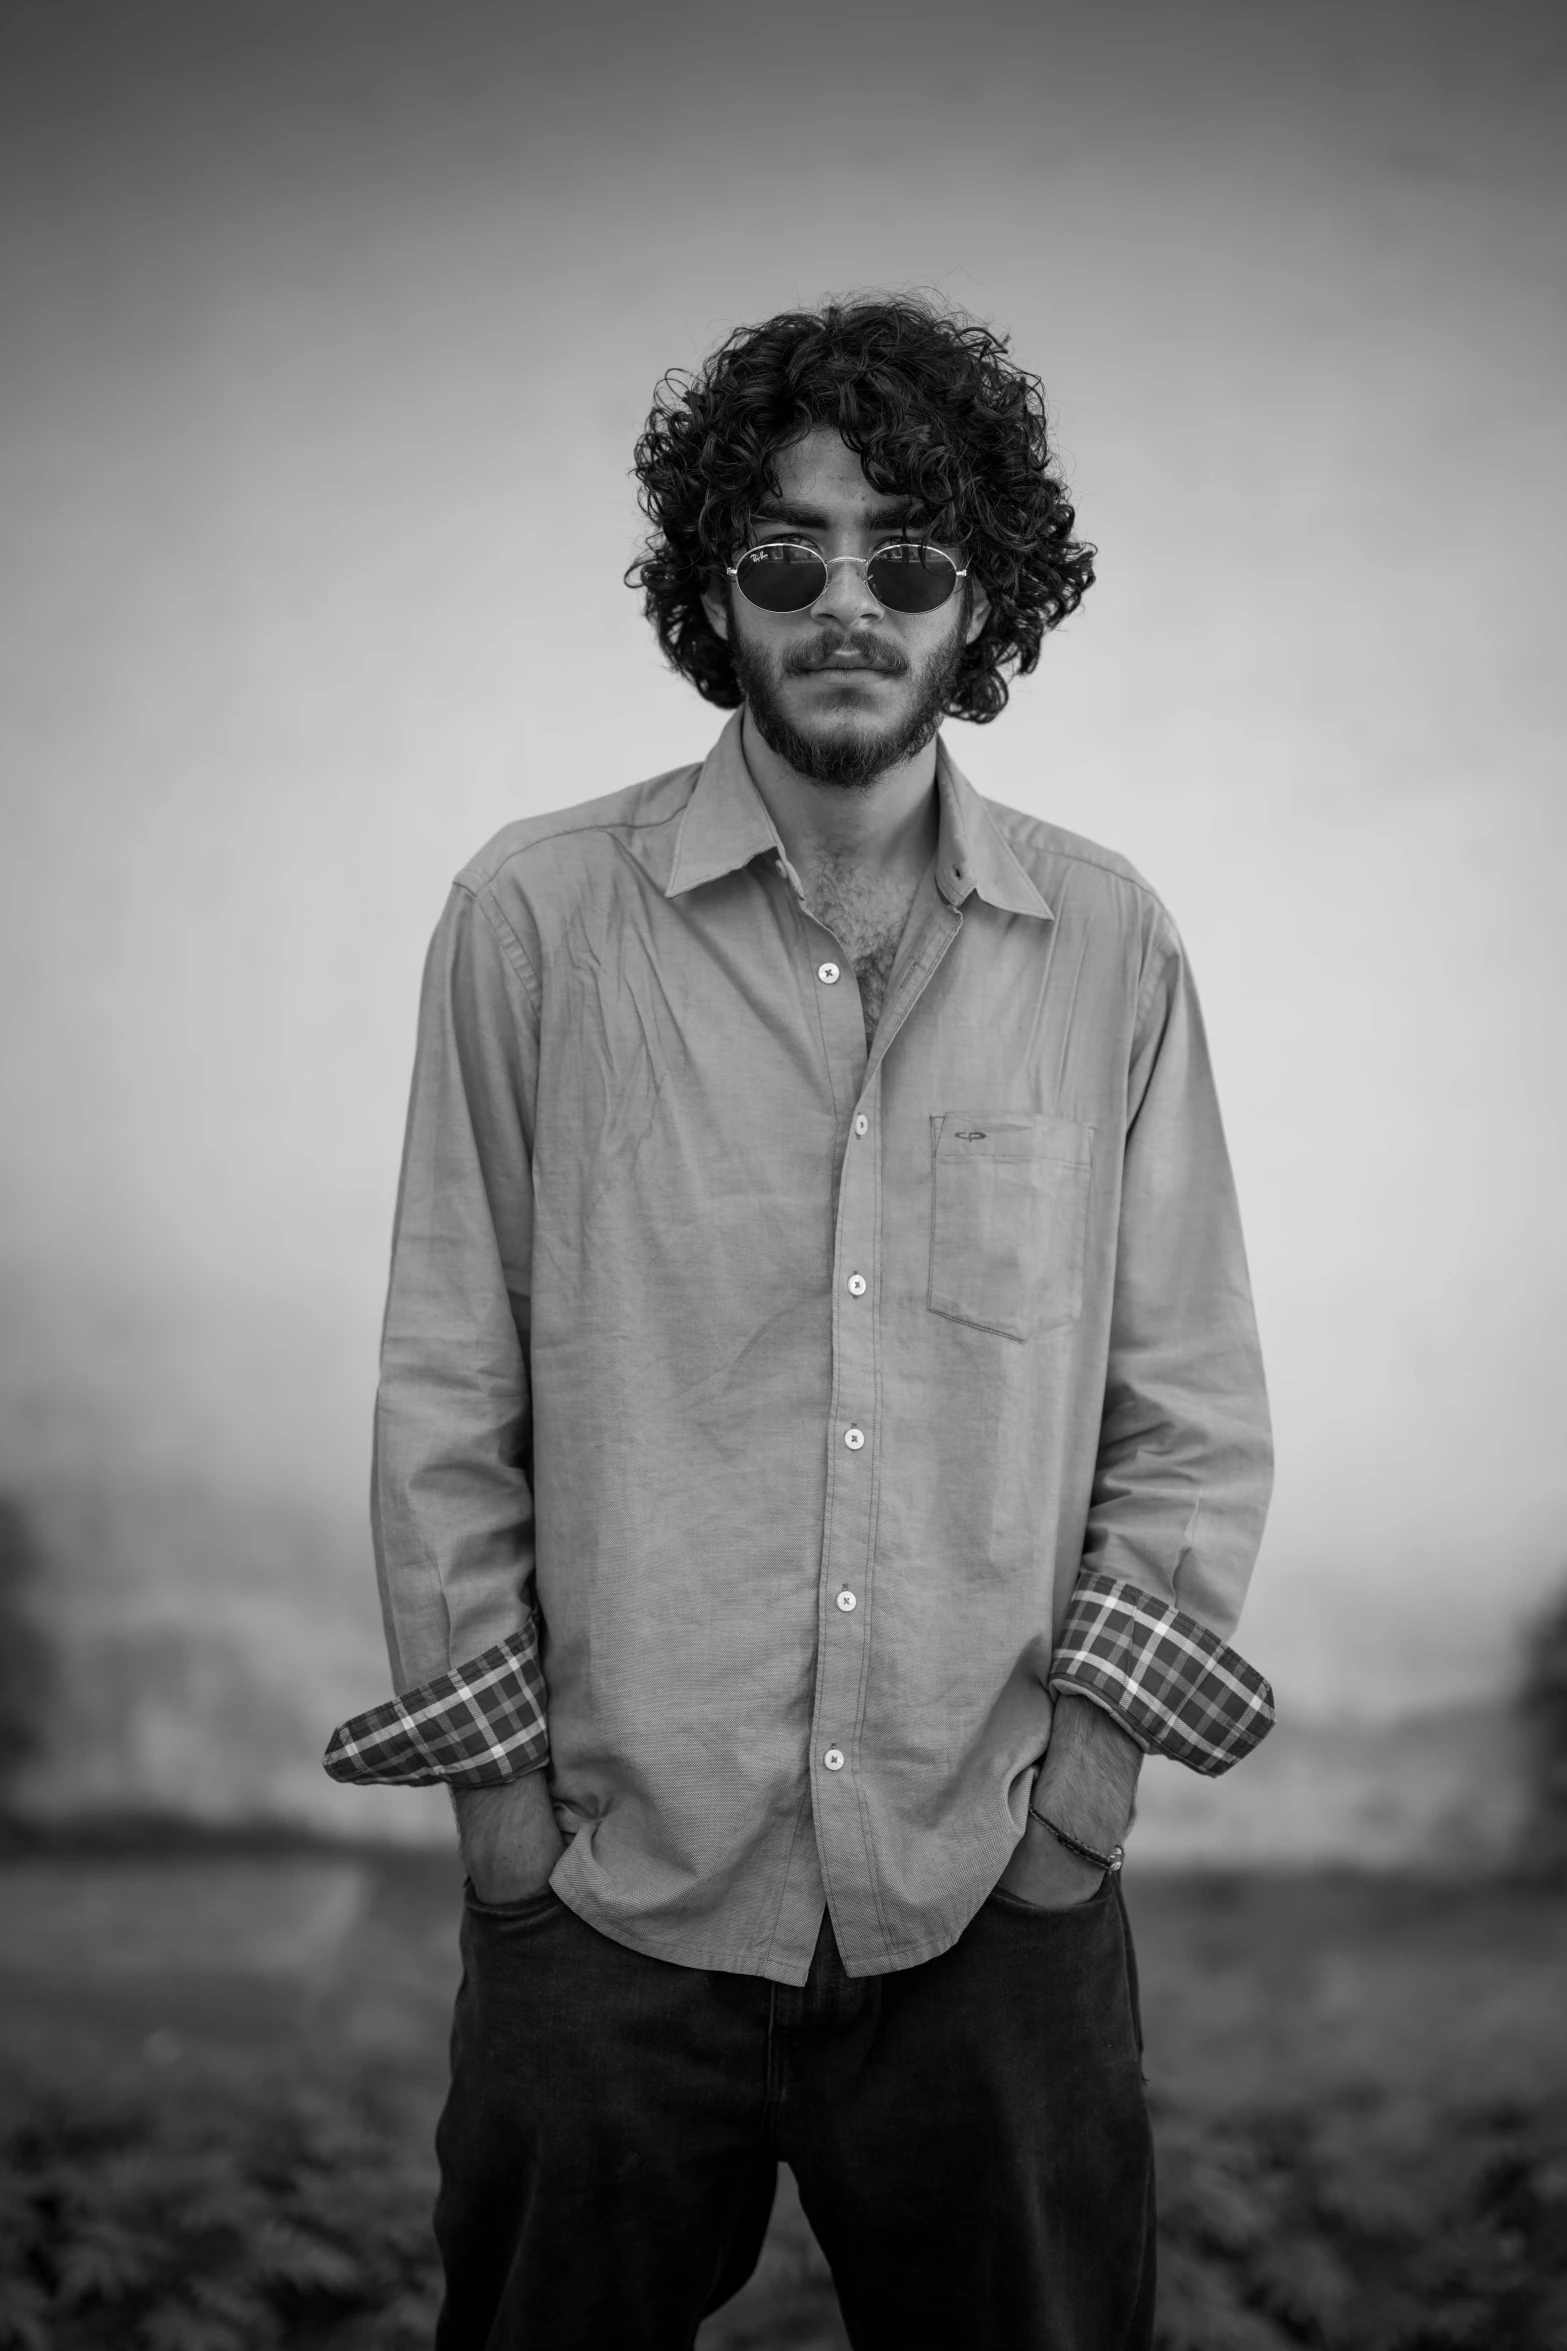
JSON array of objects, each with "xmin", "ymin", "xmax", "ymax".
[{"xmin": 1027, "ymin": 1807, "xmax": 1125, "ymax": 1876}]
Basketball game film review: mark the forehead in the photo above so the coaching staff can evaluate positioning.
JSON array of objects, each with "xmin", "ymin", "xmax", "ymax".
[{"xmin": 764, "ymin": 426, "xmax": 911, "ymax": 522}]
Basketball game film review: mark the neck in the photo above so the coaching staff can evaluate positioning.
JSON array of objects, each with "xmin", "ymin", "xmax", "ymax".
[{"xmin": 740, "ymin": 708, "xmax": 940, "ymax": 882}]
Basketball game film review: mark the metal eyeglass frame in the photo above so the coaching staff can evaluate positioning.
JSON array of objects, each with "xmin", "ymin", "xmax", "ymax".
[{"xmin": 726, "ymin": 540, "xmax": 969, "ymax": 613}]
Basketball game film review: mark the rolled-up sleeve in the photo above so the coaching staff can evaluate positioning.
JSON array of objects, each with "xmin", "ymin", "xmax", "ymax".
[
  {"xmin": 1049, "ymin": 922, "xmax": 1276, "ymax": 1775},
  {"xmin": 324, "ymin": 882, "xmax": 549, "ymax": 1789}
]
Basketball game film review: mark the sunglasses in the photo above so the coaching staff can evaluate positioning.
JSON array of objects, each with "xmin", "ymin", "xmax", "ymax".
[{"xmin": 727, "ymin": 540, "xmax": 969, "ymax": 616}]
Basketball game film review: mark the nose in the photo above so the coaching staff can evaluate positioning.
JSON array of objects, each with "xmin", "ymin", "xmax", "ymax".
[{"xmin": 811, "ymin": 555, "xmax": 884, "ymax": 628}]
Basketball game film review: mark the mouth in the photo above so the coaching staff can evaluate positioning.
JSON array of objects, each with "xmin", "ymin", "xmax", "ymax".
[
  {"xmin": 792, "ymin": 655, "xmax": 902, "ymax": 679},
  {"xmin": 782, "ymin": 632, "xmax": 906, "ymax": 682}
]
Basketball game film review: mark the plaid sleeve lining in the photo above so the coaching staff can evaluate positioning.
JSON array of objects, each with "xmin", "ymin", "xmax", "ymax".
[
  {"xmin": 1048, "ymin": 1570, "xmax": 1274, "ymax": 1777},
  {"xmin": 322, "ymin": 1621, "xmax": 548, "ymax": 1789}
]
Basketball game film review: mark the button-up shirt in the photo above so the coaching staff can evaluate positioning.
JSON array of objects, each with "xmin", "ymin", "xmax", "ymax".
[{"xmin": 326, "ymin": 714, "xmax": 1274, "ymax": 1984}]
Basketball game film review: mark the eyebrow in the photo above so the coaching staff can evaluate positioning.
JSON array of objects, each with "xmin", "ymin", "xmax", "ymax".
[{"xmin": 752, "ymin": 498, "xmax": 917, "ymax": 530}]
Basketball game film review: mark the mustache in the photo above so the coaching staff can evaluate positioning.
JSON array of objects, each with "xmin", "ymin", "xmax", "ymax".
[{"xmin": 782, "ymin": 629, "xmax": 908, "ymax": 678}]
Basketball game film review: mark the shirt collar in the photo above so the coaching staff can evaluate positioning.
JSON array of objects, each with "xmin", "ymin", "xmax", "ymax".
[
  {"xmin": 665, "ymin": 713, "xmax": 781, "ymax": 897},
  {"xmin": 665, "ymin": 709, "xmax": 1052, "ymax": 925},
  {"xmin": 933, "ymin": 737, "xmax": 1053, "ymax": 922}
]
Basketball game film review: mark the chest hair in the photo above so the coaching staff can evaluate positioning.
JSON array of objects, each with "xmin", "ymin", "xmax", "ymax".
[{"xmin": 801, "ymin": 854, "xmax": 923, "ymax": 1048}]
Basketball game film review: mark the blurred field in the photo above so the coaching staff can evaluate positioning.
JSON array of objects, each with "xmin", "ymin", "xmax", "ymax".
[{"xmin": 1, "ymin": 1843, "xmax": 1564, "ymax": 2349}]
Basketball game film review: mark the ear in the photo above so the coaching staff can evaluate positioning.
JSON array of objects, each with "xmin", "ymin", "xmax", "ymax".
[
  {"xmin": 963, "ymin": 580, "xmax": 991, "ymax": 646},
  {"xmin": 700, "ymin": 574, "xmax": 731, "ymax": 644}
]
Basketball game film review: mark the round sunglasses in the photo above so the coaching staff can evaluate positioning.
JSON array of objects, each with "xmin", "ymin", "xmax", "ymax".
[{"xmin": 727, "ymin": 539, "xmax": 969, "ymax": 616}]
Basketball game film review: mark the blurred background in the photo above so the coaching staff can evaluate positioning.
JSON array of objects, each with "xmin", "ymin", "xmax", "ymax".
[
  {"xmin": 1, "ymin": 3, "xmax": 1565, "ymax": 2345},
  {"xmin": 2, "ymin": 0, "xmax": 1564, "ymax": 1854}
]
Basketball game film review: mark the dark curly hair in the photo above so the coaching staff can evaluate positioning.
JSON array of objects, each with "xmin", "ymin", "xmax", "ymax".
[{"xmin": 627, "ymin": 295, "xmax": 1095, "ymax": 725}]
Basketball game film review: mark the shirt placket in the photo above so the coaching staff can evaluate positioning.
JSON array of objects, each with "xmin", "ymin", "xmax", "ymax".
[{"xmin": 803, "ymin": 879, "xmax": 965, "ymax": 1971}]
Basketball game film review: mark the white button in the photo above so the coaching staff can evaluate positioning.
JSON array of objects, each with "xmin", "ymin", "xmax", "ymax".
[
  {"xmin": 847, "ymin": 1273, "xmax": 867, "ymax": 1297},
  {"xmin": 844, "ymin": 1426, "xmax": 865, "ymax": 1450},
  {"xmin": 823, "ymin": 1747, "xmax": 845, "ymax": 1771},
  {"xmin": 836, "ymin": 1590, "xmax": 857, "ymax": 1612},
  {"xmin": 818, "ymin": 961, "xmax": 841, "ymax": 985},
  {"xmin": 853, "ymin": 1114, "xmax": 869, "ymax": 1137}
]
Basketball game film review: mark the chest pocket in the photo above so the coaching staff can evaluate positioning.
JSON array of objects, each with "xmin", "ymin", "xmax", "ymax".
[{"xmin": 928, "ymin": 1113, "xmax": 1094, "ymax": 1342}]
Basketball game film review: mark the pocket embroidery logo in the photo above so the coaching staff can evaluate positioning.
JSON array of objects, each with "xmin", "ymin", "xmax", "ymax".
[{"xmin": 929, "ymin": 1112, "xmax": 1094, "ymax": 1341}]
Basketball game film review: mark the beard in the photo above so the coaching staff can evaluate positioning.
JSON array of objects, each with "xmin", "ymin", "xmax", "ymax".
[{"xmin": 729, "ymin": 602, "xmax": 968, "ymax": 789}]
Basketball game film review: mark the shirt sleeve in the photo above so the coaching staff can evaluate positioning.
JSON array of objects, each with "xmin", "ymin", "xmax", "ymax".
[
  {"xmin": 323, "ymin": 881, "xmax": 550, "ymax": 1790},
  {"xmin": 1048, "ymin": 921, "xmax": 1276, "ymax": 1776}
]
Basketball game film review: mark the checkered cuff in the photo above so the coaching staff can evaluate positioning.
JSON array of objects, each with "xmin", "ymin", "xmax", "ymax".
[
  {"xmin": 322, "ymin": 1622, "xmax": 549, "ymax": 1789},
  {"xmin": 1048, "ymin": 1570, "xmax": 1274, "ymax": 1776}
]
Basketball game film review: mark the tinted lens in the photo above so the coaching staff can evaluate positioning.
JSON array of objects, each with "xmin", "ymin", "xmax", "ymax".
[
  {"xmin": 734, "ymin": 544, "xmax": 828, "ymax": 612},
  {"xmin": 868, "ymin": 543, "xmax": 960, "ymax": 612}
]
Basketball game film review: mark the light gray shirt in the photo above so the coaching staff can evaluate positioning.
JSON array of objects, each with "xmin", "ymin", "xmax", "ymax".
[{"xmin": 353, "ymin": 713, "xmax": 1272, "ymax": 1984}]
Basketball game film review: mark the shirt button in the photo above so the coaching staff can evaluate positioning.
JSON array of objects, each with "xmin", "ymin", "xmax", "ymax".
[
  {"xmin": 823, "ymin": 1747, "xmax": 845, "ymax": 1771},
  {"xmin": 836, "ymin": 1590, "xmax": 857, "ymax": 1612},
  {"xmin": 817, "ymin": 961, "xmax": 841, "ymax": 985},
  {"xmin": 844, "ymin": 1426, "xmax": 865, "ymax": 1451},
  {"xmin": 853, "ymin": 1114, "xmax": 869, "ymax": 1137},
  {"xmin": 847, "ymin": 1273, "xmax": 867, "ymax": 1297}
]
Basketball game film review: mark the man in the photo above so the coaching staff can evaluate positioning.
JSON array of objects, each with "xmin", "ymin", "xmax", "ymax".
[{"xmin": 325, "ymin": 296, "xmax": 1274, "ymax": 2351}]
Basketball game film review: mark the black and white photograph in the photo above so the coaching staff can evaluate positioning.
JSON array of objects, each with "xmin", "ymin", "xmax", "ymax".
[{"xmin": 1, "ymin": 4, "xmax": 1564, "ymax": 2346}]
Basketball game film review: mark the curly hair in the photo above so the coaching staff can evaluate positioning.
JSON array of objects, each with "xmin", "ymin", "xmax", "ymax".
[{"xmin": 627, "ymin": 295, "xmax": 1095, "ymax": 725}]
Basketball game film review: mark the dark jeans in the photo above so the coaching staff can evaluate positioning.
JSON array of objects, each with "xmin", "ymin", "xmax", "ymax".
[{"xmin": 434, "ymin": 1875, "xmax": 1155, "ymax": 2351}]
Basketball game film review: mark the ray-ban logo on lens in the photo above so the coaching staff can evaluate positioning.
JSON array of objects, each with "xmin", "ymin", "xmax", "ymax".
[{"xmin": 954, "ymin": 1128, "xmax": 987, "ymax": 1142}]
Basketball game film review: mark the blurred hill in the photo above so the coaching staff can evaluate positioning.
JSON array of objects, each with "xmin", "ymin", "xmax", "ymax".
[{"xmin": 1134, "ymin": 1704, "xmax": 1527, "ymax": 1870}]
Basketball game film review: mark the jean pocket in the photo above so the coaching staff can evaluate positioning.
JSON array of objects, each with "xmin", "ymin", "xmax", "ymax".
[
  {"xmin": 928, "ymin": 1112, "xmax": 1094, "ymax": 1341},
  {"xmin": 462, "ymin": 1877, "xmax": 561, "ymax": 1923},
  {"xmin": 987, "ymin": 1874, "xmax": 1116, "ymax": 1920}
]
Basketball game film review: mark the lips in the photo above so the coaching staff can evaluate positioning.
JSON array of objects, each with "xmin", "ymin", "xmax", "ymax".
[{"xmin": 787, "ymin": 641, "xmax": 905, "ymax": 679}]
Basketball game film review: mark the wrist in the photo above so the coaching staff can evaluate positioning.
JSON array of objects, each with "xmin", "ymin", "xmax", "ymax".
[
  {"xmin": 999, "ymin": 1808, "xmax": 1107, "ymax": 1909},
  {"xmin": 1033, "ymin": 1691, "xmax": 1140, "ymax": 1853},
  {"xmin": 451, "ymin": 1769, "xmax": 563, "ymax": 1901},
  {"xmin": 1027, "ymin": 1805, "xmax": 1123, "ymax": 1877},
  {"xmin": 451, "ymin": 1765, "xmax": 556, "ymax": 1835},
  {"xmin": 1028, "ymin": 1774, "xmax": 1132, "ymax": 1858}
]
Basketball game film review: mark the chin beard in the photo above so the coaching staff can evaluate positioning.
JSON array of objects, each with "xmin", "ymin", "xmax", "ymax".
[{"xmin": 730, "ymin": 617, "xmax": 967, "ymax": 789}]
